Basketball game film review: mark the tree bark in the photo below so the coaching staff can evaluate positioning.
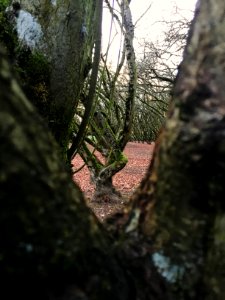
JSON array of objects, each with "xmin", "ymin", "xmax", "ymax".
[
  {"xmin": 19, "ymin": 0, "xmax": 97, "ymax": 154},
  {"xmin": 131, "ymin": 1, "xmax": 225, "ymax": 298},
  {"xmin": 78, "ymin": 143, "xmax": 127, "ymax": 202},
  {"xmin": 0, "ymin": 44, "xmax": 98, "ymax": 295}
]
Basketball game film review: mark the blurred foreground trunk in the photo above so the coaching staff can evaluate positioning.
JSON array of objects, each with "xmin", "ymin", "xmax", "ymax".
[{"xmin": 132, "ymin": 1, "xmax": 225, "ymax": 298}]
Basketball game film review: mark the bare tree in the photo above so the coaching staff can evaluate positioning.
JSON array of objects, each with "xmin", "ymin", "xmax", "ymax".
[
  {"xmin": 130, "ymin": 1, "xmax": 225, "ymax": 298},
  {"xmin": 131, "ymin": 5, "xmax": 192, "ymax": 142},
  {"xmin": 71, "ymin": 0, "xmax": 137, "ymax": 201}
]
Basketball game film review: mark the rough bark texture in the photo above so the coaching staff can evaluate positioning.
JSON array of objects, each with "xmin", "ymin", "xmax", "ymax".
[
  {"xmin": 0, "ymin": 45, "xmax": 99, "ymax": 296},
  {"xmin": 0, "ymin": 47, "xmax": 169, "ymax": 300},
  {"xmin": 132, "ymin": 1, "xmax": 225, "ymax": 299},
  {"xmin": 19, "ymin": 0, "xmax": 96, "ymax": 153},
  {"xmin": 119, "ymin": 0, "xmax": 137, "ymax": 149},
  {"xmin": 78, "ymin": 143, "xmax": 127, "ymax": 202}
]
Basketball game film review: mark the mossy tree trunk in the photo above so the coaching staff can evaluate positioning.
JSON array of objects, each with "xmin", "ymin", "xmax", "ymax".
[
  {"xmin": 131, "ymin": 1, "xmax": 225, "ymax": 298},
  {"xmin": 79, "ymin": 143, "xmax": 128, "ymax": 201},
  {"xmin": 93, "ymin": 154, "xmax": 128, "ymax": 201},
  {"xmin": 19, "ymin": 0, "xmax": 98, "ymax": 156}
]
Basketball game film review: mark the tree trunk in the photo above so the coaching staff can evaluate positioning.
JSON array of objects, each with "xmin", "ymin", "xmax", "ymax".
[
  {"xmin": 93, "ymin": 174, "xmax": 122, "ymax": 202},
  {"xmin": 0, "ymin": 44, "xmax": 98, "ymax": 295},
  {"xmin": 0, "ymin": 46, "xmax": 168, "ymax": 300},
  {"xmin": 131, "ymin": 1, "xmax": 225, "ymax": 298},
  {"xmin": 19, "ymin": 0, "xmax": 97, "ymax": 154},
  {"xmin": 78, "ymin": 143, "xmax": 128, "ymax": 201},
  {"xmin": 93, "ymin": 153, "xmax": 128, "ymax": 201}
]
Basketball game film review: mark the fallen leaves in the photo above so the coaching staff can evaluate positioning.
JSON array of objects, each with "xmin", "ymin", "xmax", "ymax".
[
  {"xmin": 71, "ymin": 142, "xmax": 155, "ymax": 222},
  {"xmin": 72, "ymin": 142, "xmax": 154, "ymax": 200}
]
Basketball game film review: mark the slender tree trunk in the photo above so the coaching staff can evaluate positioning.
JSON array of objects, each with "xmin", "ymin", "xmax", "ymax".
[{"xmin": 67, "ymin": 0, "xmax": 103, "ymax": 159}]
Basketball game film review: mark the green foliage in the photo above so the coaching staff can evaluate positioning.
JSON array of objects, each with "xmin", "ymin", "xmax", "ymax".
[{"xmin": 0, "ymin": 0, "xmax": 9, "ymax": 10}]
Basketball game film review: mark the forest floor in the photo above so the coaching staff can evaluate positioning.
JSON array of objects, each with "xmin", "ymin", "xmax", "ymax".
[{"xmin": 72, "ymin": 142, "xmax": 155, "ymax": 222}]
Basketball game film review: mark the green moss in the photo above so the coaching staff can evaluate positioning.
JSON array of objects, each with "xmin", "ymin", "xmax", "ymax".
[
  {"xmin": 0, "ymin": 4, "xmax": 51, "ymax": 120},
  {"xmin": 118, "ymin": 152, "xmax": 128, "ymax": 164},
  {"xmin": 0, "ymin": 0, "xmax": 9, "ymax": 11},
  {"xmin": 108, "ymin": 149, "xmax": 128, "ymax": 166},
  {"xmin": 0, "ymin": 0, "xmax": 99, "ymax": 161}
]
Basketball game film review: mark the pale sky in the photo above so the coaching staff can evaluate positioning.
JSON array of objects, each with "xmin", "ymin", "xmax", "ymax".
[
  {"xmin": 102, "ymin": 0, "xmax": 197, "ymax": 66},
  {"xmin": 131, "ymin": 0, "xmax": 197, "ymax": 38}
]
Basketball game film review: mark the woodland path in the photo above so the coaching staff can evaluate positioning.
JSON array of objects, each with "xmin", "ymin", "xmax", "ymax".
[{"xmin": 72, "ymin": 142, "xmax": 155, "ymax": 222}]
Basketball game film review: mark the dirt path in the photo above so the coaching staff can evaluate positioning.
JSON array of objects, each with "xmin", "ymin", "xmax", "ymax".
[{"xmin": 72, "ymin": 142, "xmax": 155, "ymax": 221}]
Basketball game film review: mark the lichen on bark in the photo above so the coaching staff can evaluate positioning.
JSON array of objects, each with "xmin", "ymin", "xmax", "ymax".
[{"xmin": 14, "ymin": 0, "xmax": 98, "ymax": 157}]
